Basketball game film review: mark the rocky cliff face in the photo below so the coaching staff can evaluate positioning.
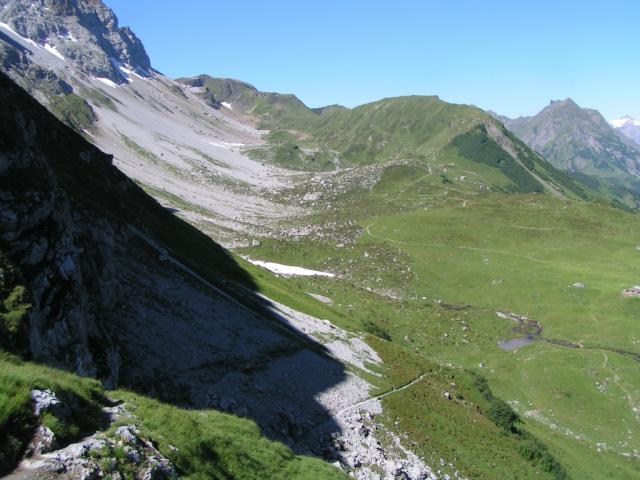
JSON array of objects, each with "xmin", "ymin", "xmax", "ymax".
[
  {"xmin": 0, "ymin": 70, "xmax": 125, "ymax": 385},
  {"xmin": 0, "ymin": 0, "xmax": 151, "ymax": 81}
]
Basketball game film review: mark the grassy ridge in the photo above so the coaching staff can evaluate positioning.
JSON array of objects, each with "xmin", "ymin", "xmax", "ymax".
[{"xmin": 450, "ymin": 124, "xmax": 544, "ymax": 193}]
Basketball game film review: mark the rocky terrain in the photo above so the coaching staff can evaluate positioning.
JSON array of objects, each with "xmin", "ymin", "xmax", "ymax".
[
  {"xmin": 0, "ymin": 0, "xmax": 307, "ymax": 247},
  {"xmin": 0, "ymin": 65, "xmax": 439, "ymax": 478}
]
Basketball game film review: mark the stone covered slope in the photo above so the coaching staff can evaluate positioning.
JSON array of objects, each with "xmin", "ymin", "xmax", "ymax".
[
  {"xmin": 0, "ymin": 0, "xmax": 299, "ymax": 247},
  {"xmin": 0, "ymin": 72, "xmax": 439, "ymax": 479}
]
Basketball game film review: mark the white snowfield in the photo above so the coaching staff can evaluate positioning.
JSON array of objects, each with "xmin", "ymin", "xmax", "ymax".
[
  {"xmin": 44, "ymin": 43, "xmax": 64, "ymax": 60},
  {"xmin": 95, "ymin": 77, "xmax": 118, "ymax": 88},
  {"xmin": 244, "ymin": 258, "xmax": 336, "ymax": 277},
  {"xmin": 221, "ymin": 101, "xmax": 233, "ymax": 109},
  {"xmin": 610, "ymin": 116, "xmax": 640, "ymax": 128},
  {"xmin": 0, "ymin": 21, "xmax": 39, "ymax": 48}
]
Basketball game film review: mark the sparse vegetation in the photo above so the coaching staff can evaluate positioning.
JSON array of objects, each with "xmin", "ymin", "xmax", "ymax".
[{"xmin": 49, "ymin": 93, "xmax": 97, "ymax": 132}]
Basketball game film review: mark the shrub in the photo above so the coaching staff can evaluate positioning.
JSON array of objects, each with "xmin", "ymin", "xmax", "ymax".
[
  {"xmin": 362, "ymin": 320, "xmax": 392, "ymax": 341},
  {"xmin": 0, "ymin": 284, "xmax": 31, "ymax": 350},
  {"xmin": 487, "ymin": 398, "xmax": 519, "ymax": 432},
  {"xmin": 518, "ymin": 436, "xmax": 568, "ymax": 480}
]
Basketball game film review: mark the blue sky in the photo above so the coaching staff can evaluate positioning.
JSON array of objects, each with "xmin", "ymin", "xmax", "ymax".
[{"xmin": 107, "ymin": 0, "xmax": 638, "ymax": 119}]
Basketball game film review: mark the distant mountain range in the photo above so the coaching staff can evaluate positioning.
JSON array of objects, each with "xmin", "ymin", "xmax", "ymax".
[
  {"xmin": 493, "ymin": 100, "xmax": 640, "ymax": 208},
  {"xmin": 494, "ymin": 99, "xmax": 640, "ymax": 177}
]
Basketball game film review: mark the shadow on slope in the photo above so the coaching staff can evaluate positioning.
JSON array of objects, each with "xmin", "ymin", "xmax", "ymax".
[{"xmin": 0, "ymin": 72, "xmax": 350, "ymax": 466}]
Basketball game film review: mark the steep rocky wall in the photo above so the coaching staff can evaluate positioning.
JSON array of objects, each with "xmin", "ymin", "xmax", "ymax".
[{"xmin": 0, "ymin": 71, "xmax": 123, "ymax": 385}]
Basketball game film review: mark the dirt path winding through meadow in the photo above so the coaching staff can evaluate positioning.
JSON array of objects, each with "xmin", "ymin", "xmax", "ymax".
[{"xmin": 335, "ymin": 371, "xmax": 431, "ymax": 417}]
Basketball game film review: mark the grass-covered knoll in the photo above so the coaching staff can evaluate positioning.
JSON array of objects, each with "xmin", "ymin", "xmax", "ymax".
[
  {"xmin": 308, "ymin": 95, "xmax": 484, "ymax": 165},
  {"xmin": 246, "ymin": 130, "xmax": 338, "ymax": 170},
  {"xmin": 0, "ymin": 354, "xmax": 107, "ymax": 475},
  {"xmin": 113, "ymin": 391, "xmax": 347, "ymax": 480}
]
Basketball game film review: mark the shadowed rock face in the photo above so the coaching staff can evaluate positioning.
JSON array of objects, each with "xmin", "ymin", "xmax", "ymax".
[
  {"xmin": 0, "ymin": 71, "xmax": 355, "ymax": 457},
  {"xmin": 0, "ymin": 0, "xmax": 151, "ymax": 80}
]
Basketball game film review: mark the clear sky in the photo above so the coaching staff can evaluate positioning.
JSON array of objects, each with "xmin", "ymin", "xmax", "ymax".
[{"xmin": 106, "ymin": 0, "xmax": 638, "ymax": 119}]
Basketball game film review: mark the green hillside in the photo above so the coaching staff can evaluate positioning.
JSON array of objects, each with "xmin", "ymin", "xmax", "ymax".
[
  {"xmin": 248, "ymin": 95, "xmax": 599, "ymax": 205},
  {"xmin": 239, "ymin": 153, "xmax": 640, "ymax": 479},
  {"xmin": 176, "ymin": 75, "xmax": 321, "ymax": 130}
]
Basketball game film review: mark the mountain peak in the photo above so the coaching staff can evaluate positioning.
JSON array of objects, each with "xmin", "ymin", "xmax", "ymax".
[
  {"xmin": 0, "ymin": 0, "xmax": 152, "ymax": 81},
  {"xmin": 547, "ymin": 98, "xmax": 580, "ymax": 110}
]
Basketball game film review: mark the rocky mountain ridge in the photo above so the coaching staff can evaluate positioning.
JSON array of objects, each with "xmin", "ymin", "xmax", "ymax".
[
  {"xmin": 0, "ymin": 0, "xmax": 151, "ymax": 81},
  {"xmin": 497, "ymin": 99, "xmax": 640, "ymax": 177}
]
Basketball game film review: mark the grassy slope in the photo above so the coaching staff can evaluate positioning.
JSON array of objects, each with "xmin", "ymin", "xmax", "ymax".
[
  {"xmin": 181, "ymin": 75, "xmax": 321, "ymax": 131},
  {"xmin": 238, "ymin": 163, "xmax": 640, "ymax": 479},
  {"xmin": 251, "ymin": 94, "xmax": 601, "ymax": 208},
  {"xmin": 310, "ymin": 96, "xmax": 484, "ymax": 164},
  {"xmin": 0, "ymin": 354, "xmax": 107, "ymax": 475},
  {"xmin": 0, "ymin": 355, "xmax": 347, "ymax": 479}
]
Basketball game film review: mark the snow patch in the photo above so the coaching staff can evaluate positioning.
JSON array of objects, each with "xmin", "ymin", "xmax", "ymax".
[
  {"xmin": 95, "ymin": 77, "xmax": 118, "ymax": 88},
  {"xmin": 208, "ymin": 141, "xmax": 245, "ymax": 149},
  {"xmin": 119, "ymin": 65, "xmax": 146, "ymax": 81},
  {"xmin": 610, "ymin": 116, "xmax": 640, "ymax": 128},
  {"xmin": 221, "ymin": 101, "xmax": 233, "ymax": 110},
  {"xmin": 243, "ymin": 258, "xmax": 336, "ymax": 277},
  {"xmin": 59, "ymin": 32, "xmax": 77, "ymax": 42},
  {"xmin": 0, "ymin": 21, "xmax": 40, "ymax": 48},
  {"xmin": 44, "ymin": 43, "xmax": 64, "ymax": 60}
]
